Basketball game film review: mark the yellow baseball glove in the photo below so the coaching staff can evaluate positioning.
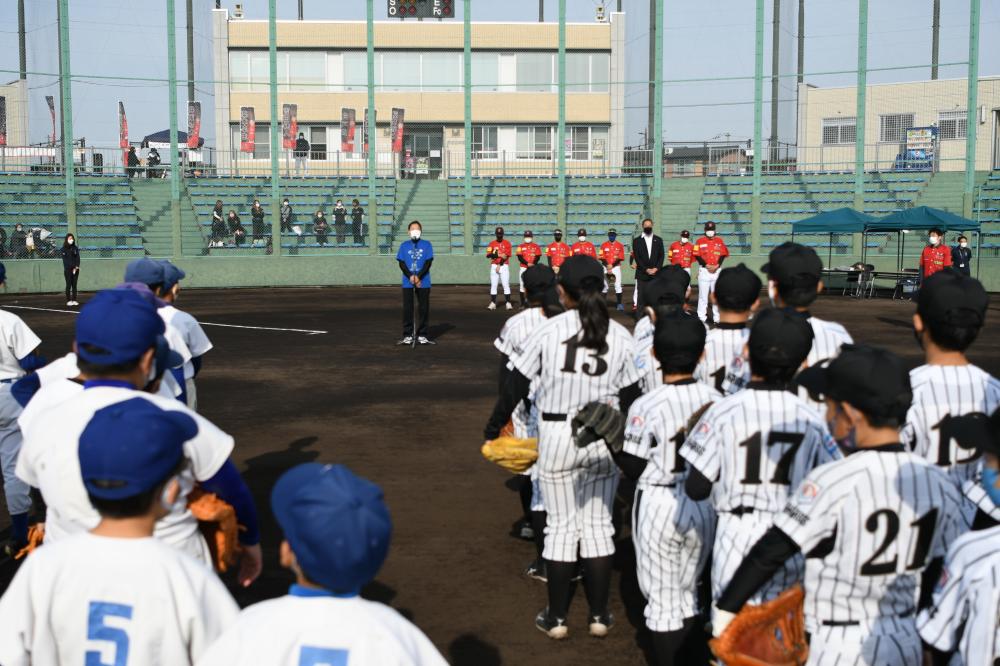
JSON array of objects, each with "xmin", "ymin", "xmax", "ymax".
[
  {"xmin": 481, "ymin": 436, "xmax": 538, "ymax": 474},
  {"xmin": 709, "ymin": 586, "xmax": 808, "ymax": 666}
]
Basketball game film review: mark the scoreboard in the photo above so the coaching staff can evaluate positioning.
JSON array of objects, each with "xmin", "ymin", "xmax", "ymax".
[{"xmin": 388, "ymin": 0, "xmax": 454, "ymax": 19}]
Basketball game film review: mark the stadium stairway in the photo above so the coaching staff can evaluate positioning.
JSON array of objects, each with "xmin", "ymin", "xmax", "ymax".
[
  {"xmin": 975, "ymin": 171, "xmax": 1000, "ymax": 257},
  {"xmin": 912, "ymin": 171, "xmax": 969, "ymax": 214},
  {"xmin": 130, "ymin": 180, "xmax": 203, "ymax": 258},
  {"xmin": 388, "ymin": 179, "xmax": 450, "ymax": 254},
  {"xmin": 660, "ymin": 177, "xmax": 705, "ymax": 235}
]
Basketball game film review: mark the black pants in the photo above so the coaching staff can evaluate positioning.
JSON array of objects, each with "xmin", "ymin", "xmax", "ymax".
[
  {"xmin": 64, "ymin": 268, "xmax": 78, "ymax": 301},
  {"xmin": 336, "ymin": 223, "xmax": 347, "ymax": 244},
  {"xmin": 402, "ymin": 287, "xmax": 430, "ymax": 338},
  {"xmin": 352, "ymin": 220, "xmax": 364, "ymax": 244},
  {"xmin": 316, "ymin": 231, "xmax": 328, "ymax": 245}
]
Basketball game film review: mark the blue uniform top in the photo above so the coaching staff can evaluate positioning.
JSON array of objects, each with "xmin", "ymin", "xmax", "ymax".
[{"xmin": 396, "ymin": 238, "xmax": 434, "ymax": 289}]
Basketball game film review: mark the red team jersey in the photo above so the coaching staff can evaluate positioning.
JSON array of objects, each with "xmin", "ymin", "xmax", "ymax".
[
  {"xmin": 486, "ymin": 239, "xmax": 513, "ymax": 265},
  {"xmin": 693, "ymin": 236, "xmax": 728, "ymax": 267},
  {"xmin": 546, "ymin": 242, "xmax": 571, "ymax": 268},
  {"xmin": 571, "ymin": 241, "xmax": 598, "ymax": 259},
  {"xmin": 516, "ymin": 242, "xmax": 542, "ymax": 267},
  {"xmin": 919, "ymin": 245, "xmax": 952, "ymax": 279},
  {"xmin": 668, "ymin": 241, "xmax": 694, "ymax": 268},
  {"xmin": 599, "ymin": 241, "xmax": 626, "ymax": 267}
]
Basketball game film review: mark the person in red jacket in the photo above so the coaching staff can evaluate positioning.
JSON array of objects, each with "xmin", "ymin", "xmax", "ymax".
[
  {"xmin": 693, "ymin": 221, "xmax": 729, "ymax": 324},
  {"xmin": 570, "ymin": 228, "xmax": 598, "ymax": 259},
  {"xmin": 919, "ymin": 228, "xmax": 952, "ymax": 283},
  {"xmin": 515, "ymin": 230, "xmax": 543, "ymax": 308},
  {"xmin": 486, "ymin": 226, "xmax": 513, "ymax": 311},
  {"xmin": 668, "ymin": 230, "xmax": 695, "ymax": 301},
  {"xmin": 599, "ymin": 228, "xmax": 627, "ymax": 311},
  {"xmin": 545, "ymin": 229, "xmax": 571, "ymax": 274}
]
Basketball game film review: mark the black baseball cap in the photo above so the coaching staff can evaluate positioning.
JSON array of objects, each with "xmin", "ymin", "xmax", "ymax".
[
  {"xmin": 680, "ymin": 230, "xmax": 690, "ymax": 238},
  {"xmin": 643, "ymin": 265, "xmax": 690, "ymax": 307},
  {"xmin": 653, "ymin": 308, "xmax": 706, "ymax": 369},
  {"xmin": 761, "ymin": 242, "xmax": 823, "ymax": 287},
  {"xmin": 748, "ymin": 308, "xmax": 814, "ymax": 369},
  {"xmin": 704, "ymin": 222, "xmax": 716, "ymax": 231},
  {"xmin": 797, "ymin": 344, "xmax": 912, "ymax": 421},
  {"xmin": 950, "ymin": 407, "xmax": 1000, "ymax": 458},
  {"xmin": 558, "ymin": 255, "xmax": 604, "ymax": 290},
  {"xmin": 521, "ymin": 264, "xmax": 556, "ymax": 295},
  {"xmin": 495, "ymin": 226, "xmax": 504, "ymax": 234},
  {"xmin": 714, "ymin": 264, "xmax": 762, "ymax": 312},
  {"xmin": 917, "ymin": 270, "xmax": 988, "ymax": 328},
  {"xmin": 577, "ymin": 228, "xmax": 587, "ymax": 236}
]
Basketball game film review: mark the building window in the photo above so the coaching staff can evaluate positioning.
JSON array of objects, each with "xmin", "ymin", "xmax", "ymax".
[
  {"xmin": 343, "ymin": 52, "xmax": 369, "ymax": 92},
  {"xmin": 570, "ymin": 127, "xmax": 590, "ymax": 160},
  {"xmin": 471, "ymin": 52, "xmax": 499, "ymax": 92},
  {"xmin": 516, "ymin": 126, "xmax": 552, "ymax": 159},
  {"xmin": 879, "ymin": 113, "xmax": 915, "ymax": 143},
  {"xmin": 472, "ymin": 126, "xmax": 498, "ymax": 159},
  {"xmin": 310, "ymin": 126, "xmax": 327, "ymax": 160},
  {"xmin": 938, "ymin": 110, "xmax": 967, "ymax": 140},
  {"xmin": 566, "ymin": 53, "xmax": 590, "ymax": 93},
  {"xmin": 821, "ymin": 117, "xmax": 856, "ymax": 145},
  {"xmin": 232, "ymin": 124, "xmax": 271, "ymax": 160},
  {"xmin": 422, "ymin": 52, "xmax": 462, "ymax": 92},
  {"xmin": 590, "ymin": 53, "xmax": 609, "ymax": 92},
  {"xmin": 288, "ymin": 52, "xmax": 326, "ymax": 92},
  {"xmin": 515, "ymin": 53, "xmax": 553, "ymax": 92},
  {"xmin": 380, "ymin": 52, "xmax": 420, "ymax": 92}
]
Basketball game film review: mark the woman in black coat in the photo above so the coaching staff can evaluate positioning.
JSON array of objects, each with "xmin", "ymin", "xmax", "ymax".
[
  {"xmin": 10, "ymin": 224, "xmax": 27, "ymax": 258},
  {"xmin": 210, "ymin": 200, "xmax": 227, "ymax": 246},
  {"xmin": 313, "ymin": 210, "xmax": 330, "ymax": 246},
  {"xmin": 250, "ymin": 199, "xmax": 266, "ymax": 243},
  {"xmin": 61, "ymin": 233, "xmax": 81, "ymax": 306}
]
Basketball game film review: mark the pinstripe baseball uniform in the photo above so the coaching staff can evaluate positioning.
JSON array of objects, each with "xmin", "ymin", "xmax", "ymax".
[
  {"xmin": 680, "ymin": 386, "xmax": 840, "ymax": 608},
  {"xmin": 693, "ymin": 324, "xmax": 749, "ymax": 393},
  {"xmin": 624, "ymin": 380, "xmax": 721, "ymax": 632},
  {"xmin": 901, "ymin": 364, "xmax": 1000, "ymax": 526},
  {"xmin": 775, "ymin": 447, "xmax": 963, "ymax": 666},
  {"xmin": 510, "ymin": 310, "xmax": 641, "ymax": 562},
  {"xmin": 918, "ymin": 524, "xmax": 1000, "ymax": 665},
  {"xmin": 632, "ymin": 316, "xmax": 661, "ymax": 394}
]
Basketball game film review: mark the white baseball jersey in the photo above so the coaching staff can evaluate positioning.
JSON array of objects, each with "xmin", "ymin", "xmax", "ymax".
[
  {"xmin": 0, "ymin": 309, "xmax": 41, "ymax": 380},
  {"xmin": 681, "ymin": 387, "xmax": 839, "ymax": 513},
  {"xmin": 632, "ymin": 316, "xmax": 661, "ymax": 394},
  {"xmin": 0, "ymin": 532, "xmax": 238, "ymax": 666},
  {"xmin": 775, "ymin": 447, "xmax": 963, "ymax": 631},
  {"xmin": 624, "ymin": 379, "xmax": 722, "ymax": 488},
  {"xmin": 918, "ymin": 523, "xmax": 1000, "ymax": 664},
  {"xmin": 494, "ymin": 307, "xmax": 546, "ymax": 359},
  {"xmin": 16, "ymin": 386, "xmax": 232, "ymax": 555},
  {"xmin": 510, "ymin": 310, "xmax": 641, "ymax": 416},
  {"xmin": 196, "ymin": 591, "xmax": 447, "ymax": 666},
  {"xmin": 693, "ymin": 324, "xmax": 749, "ymax": 393},
  {"xmin": 160, "ymin": 305, "xmax": 213, "ymax": 381},
  {"xmin": 805, "ymin": 316, "xmax": 852, "ymax": 368},
  {"xmin": 902, "ymin": 364, "xmax": 1000, "ymax": 521}
]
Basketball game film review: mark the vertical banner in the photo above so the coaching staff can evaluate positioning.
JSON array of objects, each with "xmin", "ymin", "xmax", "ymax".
[
  {"xmin": 0, "ymin": 97, "xmax": 6, "ymax": 147},
  {"xmin": 240, "ymin": 107, "xmax": 256, "ymax": 153},
  {"xmin": 187, "ymin": 101, "xmax": 202, "ymax": 149},
  {"xmin": 281, "ymin": 103, "xmax": 298, "ymax": 150},
  {"xmin": 341, "ymin": 108, "xmax": 356, "ymax": 152},
  {"xmin": 390, "ymin": 107, "xmax": 405, "ymax": 153},
  {"xmin": 45, "ymin": 96, "xmax": 56, "ymax": 145},
  {"xmin": 118, "ymin": 102, "xmax": 129, "ymax": 149},
  {"xmin": 363, "ymin": 108, "xmax": 375, "ymax": 153}
]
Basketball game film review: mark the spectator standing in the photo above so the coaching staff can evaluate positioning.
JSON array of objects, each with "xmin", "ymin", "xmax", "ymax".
[
  {"xmin": 61, "ymin": 234, "xmax": 81, "ymax": 306},
  {"xmin": 10, "ymin": 224, "xmax": 27, "ymax": 259},
  {"xmin": 210, "ymin": 202, "xmax": 227, "ymax": 247},
  {"xmin": 313, "ymin": 210, "xmax": 330, "ymax": 246},
  {"xmin": 351, "ymin": 199, "xmax": 365, "ymax": 245},
  {"xmin": 280, "ymin": 198, "xmax": 294, "ymax": 235},
  {"xmin": 918, "ymin": 227, "xmax": 951, "ymax": 283},
  {"xmin": 293, "ymin": 133, "xmax": 309, "ymax": 176},
  {"xmin": 951, "ymin": 234, "xmax": 972, "ymax": 277},
  {"xmin": 125, "ymin": 146, "xmax": 140, "ymax": 178},
  {"xmin": 250, "ymin": 199, "xmax": 266, "ymax": 245},
  {"xmin": 333, "ymin": 200, "xmax": 348, "ymax": 245}
]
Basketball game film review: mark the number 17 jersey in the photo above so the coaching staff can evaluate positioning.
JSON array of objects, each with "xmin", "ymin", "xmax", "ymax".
[{"xmin": 511, "ymin": 310, "xmax": 641, "ymax": 414}]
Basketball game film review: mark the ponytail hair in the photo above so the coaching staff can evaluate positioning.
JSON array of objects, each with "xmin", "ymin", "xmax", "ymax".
[{"xmin": 566, "ymin": 276, "xmax": 609, "ymax": 353}]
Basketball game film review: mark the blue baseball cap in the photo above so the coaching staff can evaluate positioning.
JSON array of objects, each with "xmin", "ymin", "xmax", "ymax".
[
  {"xmin": 271, "ymin": 463, "xmax": 392, "ymax": 594},
  {"xmin": 116, "ymin": 281, "xmax": 166, "ymax": 308},
  {"xmin": 158, "ymin": 261, "xmax": 186, "ymax": 290},
  {"xmin": 76, "ymin": 289, "xmax": 165, "ymax": 365},
  {"xmin": 124, "ymin": 258, "xmax": 166, "ymax": 286},
  {"xmin": 79, "ymin": 398, "xmax": 197, "ymax": 500},
  {"xmin": 154, "ymin": 336, "xmax": 184, "ymax": 375}
]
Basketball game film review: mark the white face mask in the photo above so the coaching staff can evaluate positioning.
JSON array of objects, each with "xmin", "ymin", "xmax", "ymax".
[
  {"xmin": 410, "ymin": 230, "xmax": 421, "ymax": 241},
  {"xmin": 680, "ymin": 237, "xmax": 689, "ymax": 244},
  {"xmin": 960, "ymin": 242, "xmax": 968, "ymax": 248},
  {"xmin": 67, "ymin": 239, "xmax": 74, "ymax": 245},
  {"xmin": 578, "ymin": 236, "xmax": 586, "ymax": 243},
  {"xmin": 929, "ymin": 236, "xmax": 940, "ymax": 246},
  {"xmin": 524, "ymin": 237, "xmax": 532, "ymax": 244},
  {"xmin": 706, "ymin": 230, "xmax": 716, "ymax": 238}
]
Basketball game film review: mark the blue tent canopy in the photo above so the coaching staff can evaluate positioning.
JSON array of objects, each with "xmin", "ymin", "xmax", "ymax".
[
  {"xmin": 791, "ymin": 208, "xmax": 877, "ymax": 235},
  {"xmin": 866, "ymin": 206, "xmax": 979, "ymax": 232}
]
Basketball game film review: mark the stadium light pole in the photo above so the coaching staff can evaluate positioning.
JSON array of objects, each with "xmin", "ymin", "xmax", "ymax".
[
  {"xmin": 463, "ymin": 0, "xmax": 473, "ymax": 255},
  {"xmin": 17, "ymin": 0, "xmax": 26, "ymax": 80},
  {"xmin": 186, "ymin": 0, "xmax": 195, "ymax": 103},
  {"xmin": 751, "ymin": 0, "xmax": 764, "ymax": 257},
  {"xmin": 853, "ymin": 0, "xmax": 868, "ymax": 216},
  {"xmin": 268, "ymin": 0, "xmax": 282, "ymax": 257},
  {"xmin": 963, "ymin": 0, "xmax": 980, "ymax": 217},
  {"xmin": 769, "ymin": 0, "xmax": 780, "ymax": 165},
  {"xmin": 557, "ymin": 0, "xmax": 567, "ymax": 228},
  {"xmin": 366, "ymin": 0, "xmax": 378, "ymax": 255},
  {"xmin": 57, "ymin": 0, "xmax": 75, "ymax": 234},
  {"xmin": 167, "ymin": 0, "xmax": 183, "ymax": 257},
  {"xmin": 931, "ymin": 0, "xmax": 940, "ymax": 80},
  {"xmin": 652, "ymin": 0, "xmax": 663, "ymax": 225}
]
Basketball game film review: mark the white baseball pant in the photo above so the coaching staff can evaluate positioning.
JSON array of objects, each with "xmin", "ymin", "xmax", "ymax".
[
  {"xmin": 185, "ymin": 377, "xmax": 198, "ymax": 412},
  {"xmin": 633, "ymin": 484, "xmax": 715, "ymax": 632},
  {"xmin": 513, "ymin": 400, "xmax": 544, "ymax": 511},
  {"xmin": 0, "ymin": 384, "xmax": 29, "ymax": 516},
  {"xmin": 697, "ymin": 265, "xmax": 720, "ymax": 322},
  {"xmin": 518, "ymin": 266, "xmax": 527, "ymax": 293},
  {"xmin": 602, "ymin": 265, "xmax": 623, "ymax": 295},
  {"xmin": 806, "ymin": 619, "xmax": 922, "ymax": 666},
  {"xmin": 537, "ymin": 418, "xmax": 618, "ymax": 562},
  {"xmin": 490, "ymin": 264, "xmax": 511, "ymax": 296},
  {"xmin": 711, "ymin": 512, "xmax": 803, "ymax": 619},
  {"xmin": 633, "ymin": 284, "xmax": 639, "ymax": 307}
]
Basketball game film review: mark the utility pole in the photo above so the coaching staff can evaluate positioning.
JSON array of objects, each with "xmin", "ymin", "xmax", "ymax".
[
  {"xmin": 797, "ymin": 0, "xmax": 804, "ymax": 85},
  {"xmin": 186, "ymin": 0, "xmax": 195, "ymax": 102},
  {"xmin": 931, "ymin": 0, "xmax": 941, "ymax": 79},
  {"xmin": 647, "ymin": 0, "xmax": 656, "ymax": 151},
  {"xmin": 298, "ymin": 0, "xmax": 304, "ymax": 20},
  {"xmin": 539, "ymin": 0, "xmax": 544, "ymax": 22},
  {"xmin": 17, "ymin": 0, "xmax": 26, "ymax": 80},
  {"xmin": 769, "ymin": 0, "xmax": 780, "ymax": 164},
  {"xmin": 617, "ymin": 0, "xmax": 622, "ymax": 11}
]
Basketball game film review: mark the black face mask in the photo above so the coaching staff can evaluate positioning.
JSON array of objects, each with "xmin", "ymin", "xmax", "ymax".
[
  {"xmin": 643, "ymin": 227, "xmax": 653, "ymax": 236},
  {"xmin": 554, "ymin": 234, "xmax": 562, "ymax": 242},
  {"xmin": 496, "ymin": 233, "xmax": 504, "ymax": 240}
]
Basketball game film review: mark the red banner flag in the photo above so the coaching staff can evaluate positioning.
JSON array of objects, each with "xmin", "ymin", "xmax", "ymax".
[
  {"xmin": 341, "ymin": 108, "xmax": 356, "ymax": 153},
  {"xmin": 282, "ymin": 104, "xmax": 298, "ymax": 150},
  {"xmin": 118, "ymin": 102, "xmax": 129, "ymax": 149},
  {"xmin": 390, "ymin": 107, "xmax": 405, "ymax": 153},
  {"xmin": 187, "ymin": 101, "xmax": 202, "ymax": 149},
  {"xmin": 240, "ymin": 107, "xmax": 256, "ymax": 153},
  {"xmin": 0, "ymin": 97, "xmax": 7, "ymax": 147}
]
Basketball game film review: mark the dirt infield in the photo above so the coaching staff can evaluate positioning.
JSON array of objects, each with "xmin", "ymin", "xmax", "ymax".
[{"xmin": 1, "ymin": 286, "xmax": 998, "ymax": 665}]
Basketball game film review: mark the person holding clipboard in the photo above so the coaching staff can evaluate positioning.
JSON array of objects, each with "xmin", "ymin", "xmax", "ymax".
[{"xmin": 396, "ymin": 221, "xmax": 435, "ymax": 346}]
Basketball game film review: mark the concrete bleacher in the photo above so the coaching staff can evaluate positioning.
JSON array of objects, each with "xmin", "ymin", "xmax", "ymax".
[
  {"xmin": 0, "ymin": 175, "xmax": 143, "ymax": 257},
  {"xmin": 975, "ymin": 172, "xmax": 1000, "ymax": 257},
  {"xmin": 697, "ymin": 172, "xmax": 930, "ymax": 255},
  {"xmin": 447, "ymin": 176, "xmax": 649, "ymax": 253},
  {"xmin": 187, "ymin": 177, "xmax": 396, "ymax": 255}
]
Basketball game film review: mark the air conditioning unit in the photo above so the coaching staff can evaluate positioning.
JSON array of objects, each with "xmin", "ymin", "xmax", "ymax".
[
  {"xmin": 595, "ymin": 4, "xmax": 606, "ymax": 22},
  {"xmin": 233, "ymin": 3, "xmax": 244, "ymax": 18}
]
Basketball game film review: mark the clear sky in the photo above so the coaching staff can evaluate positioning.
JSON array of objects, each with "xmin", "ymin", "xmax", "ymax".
[{"xmin": 0, "ymin": 0, "xmax": 996, "ymax": 149}]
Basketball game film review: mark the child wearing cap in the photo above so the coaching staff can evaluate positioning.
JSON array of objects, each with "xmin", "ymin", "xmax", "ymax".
[
  {"xmin": 570, "ymin": 228, "xmax": 597, "ymax": 260},
  {"xmin": 901, "ymin": 270, "xmax": 1000, "ymax": 529},
  {"xmin": 486, "ymin": 226, "xmax": 513, "ymax": 311},
  {"xmin": 515, "ymin": 230, "xmax": 542, "ymax": 309},
  {"xmin": 0, "ymin": 399, "xmax": 239, "ymax": 665},
  {"xmin": 631, "ymin": 266, "xmax": 691, "ymax": 394},
  {"xmin": 157, "ymin": 260, "xmax": 214, "ymax": 411},
  {"xmin": 693, "ymin": 264, "xmax": 760, "ymax": 392},
  {"xmin": 197, "ymin": 463, "xmax": 447, "ymax": 665},
  {"xmin": 599, "ymin": 229, "xmax": 627, "ymax": 311},
  {"xmin": 545, "ymin": 229, "xmax": 571, "ymax": 274}
]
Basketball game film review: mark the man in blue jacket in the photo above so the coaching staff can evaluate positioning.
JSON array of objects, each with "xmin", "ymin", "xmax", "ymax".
[{"xmin": 396, "ymin": 221, "xmax": 435, "ymax": 346}]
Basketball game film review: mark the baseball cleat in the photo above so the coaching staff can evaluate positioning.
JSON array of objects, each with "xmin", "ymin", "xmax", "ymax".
[
  {"xmin": 516, "ymin": 520, "xmax": 535, "ymax": 541},
  {"xmin": 396, "ymin": 336, "xmax": 413, "ymax": 345},
  {"xmin": 417, "ymin": 336, "xmax": 435, "ymax": 345},
  {"xmin": 588, "ymin": 612, "xmax": 614, "ymax": 638},
  {"xmin": 505, "ymin": 302, "xmax": 513, "ymax": 310},
  {"xmin": 632, "ymin": 304, "xmax": 638, "ymax": 312},
  {"xmin": 535, "ymin": 608, "xmax": 568, "ymax": 640},
  {"xmin": 487, "ymin": 302, "xmax": 497, "ymax": 310},
  {"xmin": 524, "ymin": 558, "xmax": 547, "ymax": 583}
]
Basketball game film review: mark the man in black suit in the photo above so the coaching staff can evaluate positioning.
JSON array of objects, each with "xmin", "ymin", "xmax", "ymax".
[{"xmin": 632, "ymin": 218, "xmax": 665, "ymax": 312}]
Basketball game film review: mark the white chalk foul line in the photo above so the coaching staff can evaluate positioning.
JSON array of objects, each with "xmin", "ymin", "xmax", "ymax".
[{"xmin": 3, "ymin": 305, "xmax": 328, "ymax": 336}]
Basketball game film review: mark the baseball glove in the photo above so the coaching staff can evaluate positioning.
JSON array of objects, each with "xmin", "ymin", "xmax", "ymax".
[
  {"xmin": 481, "ymin": 436, "xmax": 538, "ymax": 473},
  {"xmin": 188, "ymin": 488, "xmax": 243, "ymax": 573},
  {"xmin": 572, "ymin": 402, "xmax": 626, "ymax": 453},
  {"xmin": 709, "ymin": 586, "xmax": 808, "ymax": 666},
  {"xmin": 14, "ymin": 524, "xmax": 45, "ymax": 560}
]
